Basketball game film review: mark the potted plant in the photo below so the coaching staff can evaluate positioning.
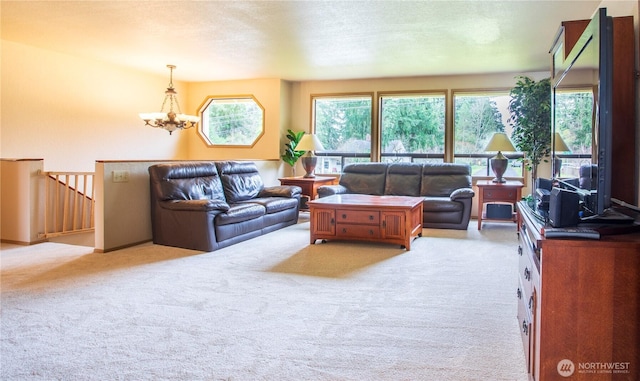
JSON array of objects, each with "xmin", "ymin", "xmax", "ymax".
[
  {"xmin": 508, "ymin": 76, "xmax": 552, "ymax": 193},
  {"xmin": 281, "ymin": 129, "xmax": 306, "ymax": 176}
]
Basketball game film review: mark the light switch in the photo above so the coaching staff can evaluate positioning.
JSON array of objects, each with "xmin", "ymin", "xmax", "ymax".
[{"xmin": 112, "ymin": 170, "xmax": 129, "ymax": 183}]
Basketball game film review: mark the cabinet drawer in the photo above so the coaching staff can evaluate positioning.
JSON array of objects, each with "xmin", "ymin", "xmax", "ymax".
[
  {"xmin": 517, "ymin": 289, "xmax": 532, "ymax": 373},
  {"xmin": 518, "ymin": 245, "xmax": 535, "ymax": 299},
  {"xmin": 337, "ymin": 210, "xmax": 380, "ymax": 225},
  {"xmin": 483, "ymin": 189, "xmax": 516, "ymax": 201},
  {"xmin": 336, "ymin": 224, "xmax": 381, "ymax": 238}
]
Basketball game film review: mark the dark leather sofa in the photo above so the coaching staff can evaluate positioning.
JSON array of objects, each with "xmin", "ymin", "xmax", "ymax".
[
  {"xmin": 149, "ymin": 161, "xmax": 302, "ymax": 251},
  {"xmin": 317, "ymin": 162, "xmax": 475, "ymax": 230}
]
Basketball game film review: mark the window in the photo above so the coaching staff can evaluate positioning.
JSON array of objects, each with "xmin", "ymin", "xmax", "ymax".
[
  {"xmin": 379, "ymin": 93, "xmax": 445, "ymax": 163},
  {"xmin": 312, "ymin": 94, "xmax": 373, "ymax": 174},
  {"xmin": 198, "ymin": 96, "xmax": 264, "ymax": 146},
  {"xmin": 453, "ymin": 91, "xmax": 523, "ymax": 177},
  {"xmin": 310, "ymin": 89, "xmax": 527, "ymax": 178},
  {"xmin": 553, "ymin": 88, "xmax": 593, "ymax": 178}
]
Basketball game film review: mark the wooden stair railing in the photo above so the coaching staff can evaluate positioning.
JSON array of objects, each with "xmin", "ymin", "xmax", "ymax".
[{"xmin": 40, "ymin": 171, "xmax": 95, "ymax": 238}]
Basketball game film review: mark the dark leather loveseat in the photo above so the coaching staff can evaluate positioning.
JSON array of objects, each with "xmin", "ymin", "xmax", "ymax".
[
  {"xmin": 149, "ymin": 161, "xmax": 302, "ymax": 251},
  {"xmin": 317, "ymin": 162, "xmax": 475, "ymax": 230}
]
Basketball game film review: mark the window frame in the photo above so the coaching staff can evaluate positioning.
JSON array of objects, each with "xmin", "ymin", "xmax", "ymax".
[
  {"xmin": 197, "ymin": 95, "xmax": 265, "ymax": 148},
  {"xmin": 452, "ymin": 88, "xmax": 525, "ymax": 180},
  {"xmin": 552, "ymin": 85, "xmax": 594, "ymax": 178},
  {"xmin": 377, "ymin": 90, "xmax": 447, "ymax": 164},
  {"xmin": 310, "ymin": 92, "xmax": 375, "ymax": 174}
]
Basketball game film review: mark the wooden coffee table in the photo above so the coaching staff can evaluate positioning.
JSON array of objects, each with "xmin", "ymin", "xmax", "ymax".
[{"xmin": 307, "ymin": 194, "xmax": 423, "ymax": 250}]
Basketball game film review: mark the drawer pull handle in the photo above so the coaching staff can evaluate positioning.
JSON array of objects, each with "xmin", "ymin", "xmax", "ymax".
[
  {"xmin": 529, "ymin": 296, "xmax": 534, "ymax": 310},
  {"xmin": 522, "ymin": 320, "xmax": 529, "ymax": 335},
  {"xmin": 369, "ymin": 215, "xmax": 374, "ymax": 220},
  {"xmin": 517, "ymin": 288, "xmax": 522, "ymax": 299},
  {"xmin": 342, "ymin": 228, "xmax": 347, "ymax": 233},
  {"xmin": 330, "ymin": 218, "xmax": 335, "ymax": 225},
  {"xmin": 518, "ymin": 246, "xmax": 523, "ymax": 256},
  {"xmin": 524, "ymin": 267, "xmax": 531, "ymax": 281},
  {"xmin": 369, "ymin": 230, "xmax": 374, "ymax": 235},
  {"xmin": 342, "ymin": 214, "xmax": 347, "ymax": 219}
]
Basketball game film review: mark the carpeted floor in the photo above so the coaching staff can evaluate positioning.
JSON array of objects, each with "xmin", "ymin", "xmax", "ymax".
[{"xmin": 1, "ymin": 218, "xmax": 528, "ymax": 380}]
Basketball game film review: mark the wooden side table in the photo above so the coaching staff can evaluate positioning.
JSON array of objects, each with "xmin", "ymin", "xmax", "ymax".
[
  {"xmin": 278, "ymin": 176, "xmax": 338, "ymax": 211},
  {"xmin": 476, "ymin": 180, "xmax": 524, "ymax": 230}
]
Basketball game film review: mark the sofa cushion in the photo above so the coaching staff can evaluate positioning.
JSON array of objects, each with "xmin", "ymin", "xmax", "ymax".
[
  {"xmin": 216, "ymin": 161, "xmax": 265, "ymax": 203},
  {"xmin": 214, "ymin": 203, "xmax": 265, "ymax": 226},
  {"xmin": 161, "ymin": 199, "xmax": 230, "ymax": 212},
  {"xmin": 241, "ymin": 197, "xmax": 299, "ymax": 214},
  {"xmin": 384, "ymin": 163, "xmax": 422, "ymax": 196},
  {"xmin": 339, "ymin": 163, "xmax": 388, "ymax": 195},
  {"xmin": 421, "ymin": 163, "xmax": 472, "ymax": 197},
  {"xmin": 161, "ymin": 176, "xmax": 225, "ymax": 201},
  {"xmin": 259, "ymin": 185, "xmax": 302, "ymax": 199},
  {"xmin": 151, "ymin": 162, "xmax": 227, "ymax": 202}
]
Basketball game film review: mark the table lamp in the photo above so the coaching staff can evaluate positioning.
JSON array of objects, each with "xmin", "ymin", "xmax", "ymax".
[
  {"xmin": 484, "ymin": 132, "xmax": 516, "ymax": 183},
  {"xmin": 296, "ymin": 133, "xmax": 325, "ymax": 178}
]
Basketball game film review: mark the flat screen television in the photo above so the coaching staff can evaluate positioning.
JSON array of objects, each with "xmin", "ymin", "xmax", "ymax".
[{"xmin": 551, "ymin": 8, "xmax": 614, "ymax": 219}]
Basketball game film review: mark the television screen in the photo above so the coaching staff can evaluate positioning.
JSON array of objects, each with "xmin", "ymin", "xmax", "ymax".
[{"xmin": 552, "ymin": 8, "xmax": 612, "ymax": 217}]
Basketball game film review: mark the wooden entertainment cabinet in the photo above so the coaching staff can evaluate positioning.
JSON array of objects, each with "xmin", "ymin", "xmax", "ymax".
[{"xmin": 516, "ymin": 202, "xmax": 640, "ymax": 381}]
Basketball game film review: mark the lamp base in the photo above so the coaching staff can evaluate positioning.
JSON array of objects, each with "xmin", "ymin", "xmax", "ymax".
[
  {"xmin": 490, "ymin": 157, "xmax": 508, "ymax": 183},
  {"xmin": 554, "ymin": 157, "xmax": 562, "ymax": 178},
  {"xmin": 301, "ymin": 156, "xmax": 317, "ymax": 178}
]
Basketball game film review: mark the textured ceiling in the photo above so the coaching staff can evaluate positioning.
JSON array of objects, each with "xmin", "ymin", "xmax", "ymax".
[{"xmin": 1, "ymin": 1, "xmax": 622, "ymax": 82}]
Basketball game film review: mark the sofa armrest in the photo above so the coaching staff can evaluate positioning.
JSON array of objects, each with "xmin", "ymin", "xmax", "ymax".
[
  {"xmin": 161, "ymin": 199, "xmax": 230, "ymax": 212},
  {"xmin": 259, "ymin": 185, "xmax": 302, "ymax": 198},
  {"xmin": 317, "ymin": 184, "xmax": 349, "ymax": 198},
  {"xmin": 450, "ymin": 188, "xmax": 475, "ymax": 201}
]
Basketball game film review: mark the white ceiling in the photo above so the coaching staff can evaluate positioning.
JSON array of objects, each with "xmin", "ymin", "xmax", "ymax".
[{"xmin": 2, "ymin": 0, "xmax": 628, "ymax": 82}]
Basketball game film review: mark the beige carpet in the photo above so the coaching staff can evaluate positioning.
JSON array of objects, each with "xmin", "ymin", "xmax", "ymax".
[{"xmin": 1, "ymin": 218, "xmax": 528, "ymax": 381}]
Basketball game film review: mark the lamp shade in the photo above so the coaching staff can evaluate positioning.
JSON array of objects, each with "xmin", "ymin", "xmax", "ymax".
[
  {"xmin": 296, "ymin": 134, "xmax": 325, "ymax": 152},
  {"xmin": 553, "ymin": 132, "xmax": 571, "ymax": 152},
  {"xmin": 484, "ymin": 132, "xmax": 516, "ymax": 152}
]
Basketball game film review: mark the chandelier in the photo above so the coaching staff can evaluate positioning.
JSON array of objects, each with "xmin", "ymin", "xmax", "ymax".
[{"xmin": 139, "ymin": 64, "xmax": 199, "ymax": 135}]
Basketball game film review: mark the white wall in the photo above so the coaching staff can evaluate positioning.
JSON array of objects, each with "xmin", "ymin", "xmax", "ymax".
[
  {"xmin": 1, "ymin": 41, "xmax": 189, "ymax": 172},
  {"xmin": 0, "ymin": 159, "xmax": 45, "ymax": 244}
]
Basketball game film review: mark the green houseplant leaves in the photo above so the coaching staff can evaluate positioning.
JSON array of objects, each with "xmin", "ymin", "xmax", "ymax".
[
  {"xmin": 281, "ymin": 129, "xmax": 306, "ymax": 168},
  {"xmin": 508, "ymin": 76, "xmax": 551, "ymax": 187}
]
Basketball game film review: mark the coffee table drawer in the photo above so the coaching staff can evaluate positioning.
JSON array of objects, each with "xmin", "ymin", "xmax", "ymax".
[
  {"xmin": 337, "ymin": 209, "xmax": 380, "ymax": 224},
  {"xmin": 336, "ymin": 224, "xmax": 381, "ymax": 238}
]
